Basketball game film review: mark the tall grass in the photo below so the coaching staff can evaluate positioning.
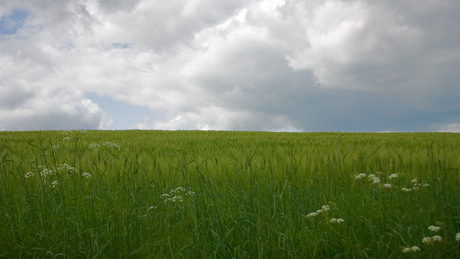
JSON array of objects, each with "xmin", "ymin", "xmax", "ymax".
[{"xmin": 0, "ymin": 130, "xmax": 459, "ymax": 257}]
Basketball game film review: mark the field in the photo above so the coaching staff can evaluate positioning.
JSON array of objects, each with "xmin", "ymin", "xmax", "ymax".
[{"xmin": 0, "ymin": 130, "xmax": 459, "ymax": 258}]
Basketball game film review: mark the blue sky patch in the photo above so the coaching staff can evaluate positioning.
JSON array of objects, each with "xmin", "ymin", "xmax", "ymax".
[
  {"xmin": 0, "ymin": 8, "xmax": 28, "ymax": 35},
  {"xmin": 87, "ymin": 94, "xmax": 150, "ymax": 129}
]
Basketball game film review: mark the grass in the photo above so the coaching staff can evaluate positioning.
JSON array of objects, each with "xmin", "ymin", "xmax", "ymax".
[{"xmin": 0, "ymin": 130, "xmax": 459, "ymax": 258}]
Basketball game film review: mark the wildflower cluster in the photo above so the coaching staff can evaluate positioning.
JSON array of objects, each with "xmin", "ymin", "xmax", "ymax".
[
  {"xmin": 402, "ymin": 224, "xmax": 460, "ymax": 253},
  {"xmin": 102, "ymin": 141, "xmax": 121, "ymax": 150},
  {"xmin": 51, "ymin": 180, "xmax": 60, "ymax": 189},
  {"xmin": 24, "ymin": 164, "xmax": 93, "ymax": 188},
  {"xmin": 402, "ymin": 246, "xmax": 420, "ymax": 253},
  {"xmin": 24, "ymin": 164, "xmax": 77, "ymax": 178},
  {"xmin": 329, "ymin": 218, "xmax": 345, "ymax": 224},
  {"xmin": 61, "ymin": 130, "xmax": 76, "ymax": 142},
  {"xmin": 401, "ymin": 179, "xmax": 430, "ymax": 192},
  {"xmin": 62, "ymin": 130, "xmax": 87, "ymax": 142},
  {"xmin": 305, "ymin": 204, "xmax": 330, "ymax": 218},
  {"xmin": 428, "ymin": 225, "xmax": 441, "ymax": 232},
  {"xmin": 304, "ymin": 204, "xmax": 344, "ymax": 224},
  {"xmin": 422, "ymin": 236, "xmax": 442, "ymax": 245},
  {"xmin": 160, "ymin": 187, "xmax": 195, "ymax": 204},
  {"xmin": 89, "ymin": 143, "xmax": 101, "ymax": 150},
  {"xmin": 89, "ymin": 141, "xmax": 121, "ymax": 151},
  {"xmin": 354, "ymin": 172, "xmax": 430, "ymax": 192},
  {"xmin": 354, "ymin": 172, "xmax": 383, "ymax": 185},
  {"xmin": 421, "ymin": 224, "xmax": 443, "ymax": 245}
]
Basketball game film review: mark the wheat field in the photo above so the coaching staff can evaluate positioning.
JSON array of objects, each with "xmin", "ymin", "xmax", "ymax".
[{"xmin": 0, "ymin": 130, "xmax": 459, "ymax": 257}]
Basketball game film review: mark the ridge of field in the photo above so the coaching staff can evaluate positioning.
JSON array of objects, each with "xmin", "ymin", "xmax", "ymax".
[{"xmin": 0, "ymin": 130, "xmax": 459, "ymax": 257}]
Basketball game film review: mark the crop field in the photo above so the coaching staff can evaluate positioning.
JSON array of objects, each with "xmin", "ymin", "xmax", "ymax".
[{"xmin": 0, "ymin": 130, "xmax": 459, "ymax": 258}]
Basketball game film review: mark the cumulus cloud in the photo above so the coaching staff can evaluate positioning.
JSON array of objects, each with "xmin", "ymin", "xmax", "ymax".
[{"xmin": 1, "ymin": 0, "xmax": 459, "ymax": 131}]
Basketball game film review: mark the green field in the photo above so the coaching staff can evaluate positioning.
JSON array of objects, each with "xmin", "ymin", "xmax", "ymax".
[{"xmin": 0, "ymin": 130, "xmax": 459, "ymax": 258}]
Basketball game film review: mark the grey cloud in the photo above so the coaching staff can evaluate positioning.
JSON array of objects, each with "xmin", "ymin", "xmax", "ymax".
[
  {"xmin": 1, "ymin": 0, "xmax": 459, "ymax": 132},
  {"xmin": 0, "ymin": 98, "xmax": 111, "ymax": 131}
]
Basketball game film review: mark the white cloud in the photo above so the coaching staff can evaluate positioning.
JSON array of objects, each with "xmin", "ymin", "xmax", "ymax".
[
  {"xmin": 1, "ymin": 0, "xmax": 460, "ymax": 131},
  {"xmin": 440, "ymin": 123, "xmax": 460, "ymax": 133}
]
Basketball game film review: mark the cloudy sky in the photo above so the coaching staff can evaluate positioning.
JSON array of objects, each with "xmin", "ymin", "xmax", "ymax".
[{"xmin": 1, "ymin": 0, "xmax": 459, "ymax": 132}]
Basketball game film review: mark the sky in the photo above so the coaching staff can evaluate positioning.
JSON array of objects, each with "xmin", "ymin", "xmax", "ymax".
[{"xmin": 1, "ymin": 0, "xmax": 459, "ymax": 132}]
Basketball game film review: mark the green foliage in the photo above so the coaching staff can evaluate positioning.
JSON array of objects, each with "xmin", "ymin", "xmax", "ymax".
[{"xmin": 0, "ymin": 130, "xmax": 459, "ymax": 257}]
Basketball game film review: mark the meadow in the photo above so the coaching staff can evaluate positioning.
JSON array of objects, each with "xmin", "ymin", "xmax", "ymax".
[{"xmin": 0, "ymin": 130, "xmax": 459, "ymax": 258}]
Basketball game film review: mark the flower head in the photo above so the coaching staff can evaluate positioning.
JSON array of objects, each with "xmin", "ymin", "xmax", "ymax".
[
  {"xmin": 456, "ymin": 232, "xmax": 460, "ymax": 242},
  {"xmin": 329, "ymin": 218, "xmax": 344, "ymax": 224},
  {"xmin": 388, "ymin": 173, "xmax": 399, "ymax": 180},
  {"xmin": 382, "ymin": 183, "xmax": 392, "ymax": 189},
  {"xmin": 402, "ymin": 246, "xmax": 420, "ymax": 253},
  {"xmin": 89, "ymin": 143, "xmax": 100, "ymax": 150},
  {"xmin": 411, "ymin": 246, "xmax": 420, "ymax": 252},
  {"xmin": 373, "ymin": 178, "xmax": 381, "ymax": 184},
  {"xmin": 306, "ymin": 212, "xmax": 317, "ymax": 218},
  {"xmin": 81, "ymin": 172, "xmax": 93, "ymax": 180},
  {"xmin": 321, "ymin": 205, "xmax": 330, "ymax": 211},
  {"xmin": 354, "ymin": 173, "xmax": 366, "ymax": 180},
  {"xmin": 50, "ymin": 180, "xmax": 60, "ymax": 188},
  {"xmin": 24, "ymin": 172, "xmax": 35, "ymax": 178},
  {"xmin": 428, "ymin": 225, "xmax": 441, "ymax": 232},
  {"xmin": 422, "ymin": 236, "xmax": 442, "ymax": 245}
]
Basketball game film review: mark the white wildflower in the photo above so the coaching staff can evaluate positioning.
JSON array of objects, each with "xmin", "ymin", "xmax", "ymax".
[
  {"xmin": 160, "ymin": 193, "xmax": 171, "ymax": 199},
  {"xmin": 372, "ymin": 177, "xmax": 381, "ymax": 184},
  {"xmin": 321, "ymin": 205, "xmax": 330, "ymax": 211},
  {"xmin": 428, "ymin": 225, "xmax": 441, "ymax": 232},
  {"xmin": 354, "ymin": 173, "xmax": 366, "ymax": 180},
  {"xmin": 402, "ymin": 247, "xmax": 411, "ymax": 253},
  {"xmin": 411, "ymin": 179, "xmax": 418, "ymax": 184},
  {"xmin": 171, "ymin": 187, "xmax": 185, "ymax": 194},
  {"xmin": 81, "ymin": 172, "xmax": 93, "ymax": 180},
  {"xmin": 102, "ymin": 141, "xmax": 121, "ymax": 150},
  {"xmin": 422, "ymin": 237, "xmax": 432, "ymax": 245},
  {"xmin": 422, "ymin": 236, "xmax": 442, "ymax": 245},
  {"xmin": 403, "ymin": 246, "xmax": 420, "ymax": 253},
  {"xmin": 62, "ymin": 136, "xmax": 73, "ymax": 142},
  {"xmin": 411, "ymin": 246, "xmax": 420, "ymax": 252},
  {"xmin": 147, "ymin": 206, "xmax": 157, "ymax": 211},
  {"xmin": 422, "ymin": 183, "xmax": 430, "ymax": 187},
  {"xmin": 401, "ymin": 187, "xmax": 412, "ymax": 192},
  {"xmin": 24, "ymin": 172, "xmax": 35, "ymax": 178},
  {"xmin": 388, "ymin": 174, "xmax": 398, "ymax": 180},
  {"xmin": 89, "ymin": 143, "xmax": 100, "ymax": 150},
  {"xmin": 187, "ymin": 191, "xmax": 195, "ymax": 196},
  {"xmin": 383, "ymin": 183, "xmax": 392, "ymax": 189},
  {"xmin": 368, "ymin": 174, "xmax": 376, "ymax": 179},
  {"xmin": 59, "ymin": 164, "xmax": 77, "ymax": 174},
  {"xmin": 306, "ymin": 212, "xmax": 317, "ymax": 218},
  {"xmin": 456, "ymin": 232, "xmax": 460, "ymax": 242},
  {"xmin": 50, "ymin": 180, "xmax": 60, "ymax": 188},
  {"xmin": 316, "ymin": 209, "xmax": 324, "ymax": 214},
  {"xmin": 329, "ymin": 218, "xmax": 344, "ymax": 224},
  {"xmin": 39, "ymin": 168, "xmax": 54, "ymax": 177}
]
